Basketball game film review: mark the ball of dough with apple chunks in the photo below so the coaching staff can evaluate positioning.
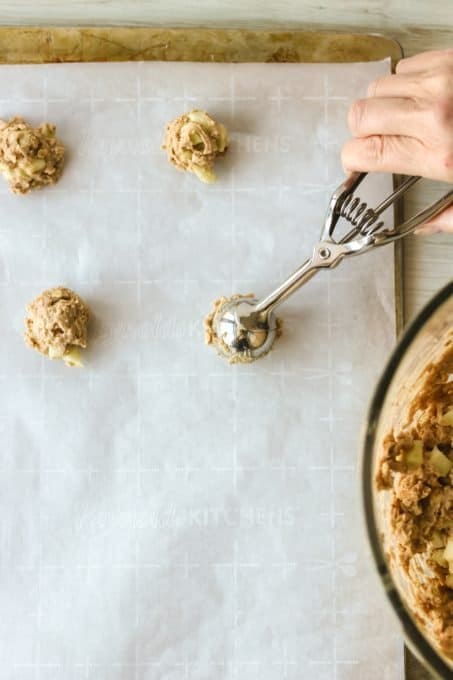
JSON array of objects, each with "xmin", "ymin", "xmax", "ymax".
[
  {"xmin": 162, "ymin": 110, "xmax": 228, "ymax": 183},
  {"xmin": 24, "ymin": 287, "xmax": 89, "ymax": 367},
  {"xmin": 0, "ymin": 116, "xmax": 64, "ymax": 194}
]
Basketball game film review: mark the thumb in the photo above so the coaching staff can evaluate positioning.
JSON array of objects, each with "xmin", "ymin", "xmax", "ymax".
[{"xmin": 415, "ymin": 204, "xmax": 453, "ymax": 235}]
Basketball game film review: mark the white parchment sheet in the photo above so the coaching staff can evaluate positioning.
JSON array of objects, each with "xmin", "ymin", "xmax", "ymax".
[{"xmin": 0, "ymin": 60, "xmax": 402, "ymax": 679}]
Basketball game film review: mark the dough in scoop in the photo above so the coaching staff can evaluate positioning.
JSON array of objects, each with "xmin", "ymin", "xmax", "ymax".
[{"xmin": 204, "ymin": 294, "xmax": 282, "ymax": 364}]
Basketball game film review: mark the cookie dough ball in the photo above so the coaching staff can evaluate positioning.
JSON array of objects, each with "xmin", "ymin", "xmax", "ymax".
[
  {"xmin": 24, "ymin": 287, "xmax": 89, "ymax": 367},
  {"xmin": 0, "ymin": 116, "xmax": 65, "ymax": 194},
  {"xmin": 162, "ymin": 110, "xmax": 228, "ymax": 183}
]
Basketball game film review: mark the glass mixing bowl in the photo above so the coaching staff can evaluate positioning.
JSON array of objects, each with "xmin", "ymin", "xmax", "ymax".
[{"xmin": 362, "ymin": 280, "xmax": 453, "ymax": 679}]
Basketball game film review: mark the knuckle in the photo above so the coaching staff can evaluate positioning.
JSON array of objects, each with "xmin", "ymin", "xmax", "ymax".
[
  {"xmin": 364, "ymin": 135, "xmax": 385, "ymax": 163},
  {"xmin": 410, "ymin": 73, "xmax": 424, "ymax": 93},
  {"xmin": 432, "ymin": 98, "xmax": 453, "ymax": 128},
  {"xmin": 423, "ymin": 75, "xmax": 453, "ymax": 128},
  {"xmin": 426, "ymin": 68, "xmax": 453, "ymax": 95},
  {"xmin": 348, "ymin": 99, "xmax": 367, "ymax": 134}
]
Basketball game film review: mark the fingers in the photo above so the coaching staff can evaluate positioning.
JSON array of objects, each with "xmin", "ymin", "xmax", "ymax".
[
  {"xmin": 350, "ymin": 49, "xmax": 453, "ymax": 184},
  {"xmin": 341, "ymin": 134, "xmax": 425, "ymax": 176},
  {"xmin": 416, "ymin": 204, "xmax": 453, "ymax": 234},
  {"xmin": 396, "ymin": 49, "xmax": 453, "ymax": 74},
  {"xmin": 348, "ymin": 97, "xmax": 422, "ymax": 138},
  {"xmin": 367, "ymin": 72, "xmax": 423, "ymax": 99}
]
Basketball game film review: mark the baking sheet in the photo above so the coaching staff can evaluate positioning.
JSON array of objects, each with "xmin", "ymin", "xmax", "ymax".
[{"xmin": 0, "ymin": 59, "xmax": 402, "ymax": 679}]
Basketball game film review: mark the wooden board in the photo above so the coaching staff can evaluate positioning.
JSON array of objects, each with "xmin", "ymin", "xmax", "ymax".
[{"xmin": 0, "ymin": 27, "xmax": 402, "ymax": 65}]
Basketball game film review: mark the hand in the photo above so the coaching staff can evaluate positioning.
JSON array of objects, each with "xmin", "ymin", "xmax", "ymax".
[{"xmin": 341, "ymin": 49, "xmax": 453, "ymax": 234}]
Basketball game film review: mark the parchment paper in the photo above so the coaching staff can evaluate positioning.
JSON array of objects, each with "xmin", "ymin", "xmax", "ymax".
[{"xmin": 0, "ymin": 59, "xmax": 403, "ymax": 680}]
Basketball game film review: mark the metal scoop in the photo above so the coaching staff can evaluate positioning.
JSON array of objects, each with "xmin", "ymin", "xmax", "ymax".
[{"xmin": 209, "ymin": 172, "xmax": 453, "ymax": 362}]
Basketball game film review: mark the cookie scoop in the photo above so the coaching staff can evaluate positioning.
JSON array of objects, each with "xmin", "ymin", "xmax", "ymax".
[{"xmin": 206, "ymin": 173, "xmax": 453, "ymax": 363}]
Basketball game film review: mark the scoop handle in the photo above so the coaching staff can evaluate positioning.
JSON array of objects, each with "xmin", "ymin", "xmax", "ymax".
[{"xmin": 254, "ymin": 240, "xmax": 350, "ymax": 315}]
